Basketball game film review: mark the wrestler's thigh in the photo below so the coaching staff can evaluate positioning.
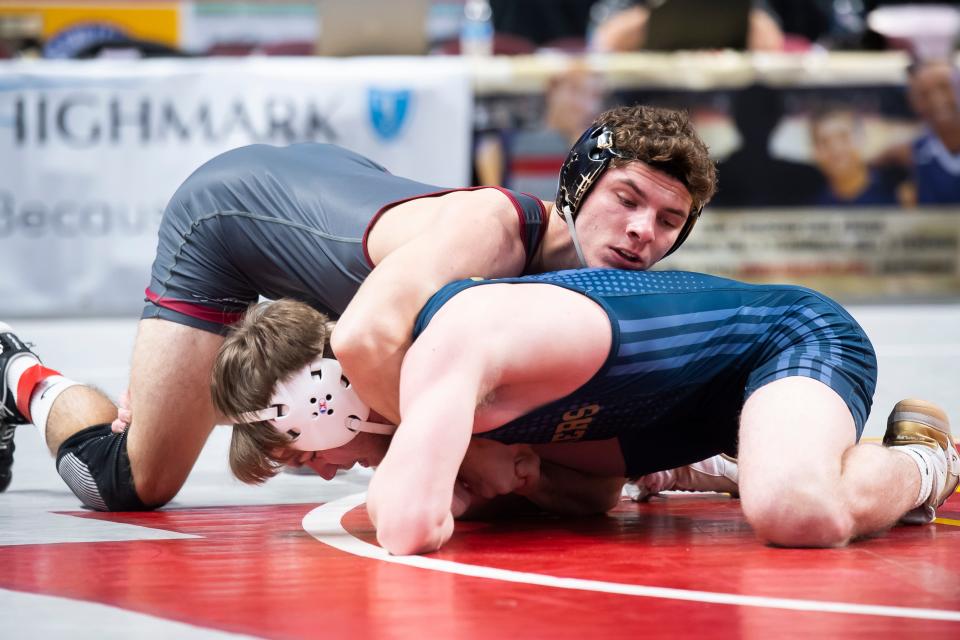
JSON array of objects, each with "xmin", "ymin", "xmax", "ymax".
[
  {"xmin": 738, "ymin": 376, "xmax": 857, "ymax": 503},
  {"xmin": 125, "ymin": 318, "xmax": 225, "ymax": 504}
]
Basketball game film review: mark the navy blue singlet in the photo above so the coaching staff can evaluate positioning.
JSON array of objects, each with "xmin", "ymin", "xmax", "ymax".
[{"xmin": 414, "ymin": 269, "xmax": 878, "ymax": 477}]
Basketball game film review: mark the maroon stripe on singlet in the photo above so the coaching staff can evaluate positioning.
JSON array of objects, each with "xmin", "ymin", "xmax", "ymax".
[
  {"xmin": 144, "ymin": 288, "xmax": 246, "ymax": 325},
  {"xmin": 520, "ymin": 192, "xmax": 549, "ymax": 269},
  {"xmin": 361, "ymin": 186, "xmax": 534, "ymax": 269}
]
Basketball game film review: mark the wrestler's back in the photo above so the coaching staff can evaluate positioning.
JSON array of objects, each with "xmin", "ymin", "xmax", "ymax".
[{"xmin": 152, "ymin": 143, "xmax": 442, "ymax": 317}]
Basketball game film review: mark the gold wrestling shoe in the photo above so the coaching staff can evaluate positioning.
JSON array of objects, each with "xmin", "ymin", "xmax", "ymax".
[{"xmin": 884, "ymin": 399, "xmax": 959, "ymax": 525}]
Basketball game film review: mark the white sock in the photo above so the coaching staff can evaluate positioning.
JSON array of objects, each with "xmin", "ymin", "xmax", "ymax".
[
  {"xmin": 895, "ymin": 445, "xmax": 940, "ymax": 509},
  {"xmin": 4, "ymin": 354, "xmax": 78, "ymax": 449},
  {"xmin": 4, "ymin": 353, "xmax": 40, "ymax": 397},
  {"xmin": 29, "ymin": 376, "xmax": 81, "ymax": 449}
]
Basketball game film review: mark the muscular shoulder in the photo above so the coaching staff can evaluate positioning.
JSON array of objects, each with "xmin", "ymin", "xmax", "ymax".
[
  {"xmin": 368, "ymin": 187, "xmax": 527, "ymax": 273},
  {"xmin": 428, "ymin": 281, "xmax": 612, "ymax": 389},
  {"xmin": 396, "ymin": 187, "xmax": 519, "ymax": 230}
]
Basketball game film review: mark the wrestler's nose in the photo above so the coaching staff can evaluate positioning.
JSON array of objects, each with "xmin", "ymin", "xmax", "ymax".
[{"xmin": 626, "ymin": 208, "xmax": 656, "ymax": 245}]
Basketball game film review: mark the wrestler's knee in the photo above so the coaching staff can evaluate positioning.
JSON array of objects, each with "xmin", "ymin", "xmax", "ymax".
[
  {"xmin": 56, "ymin": 424, "xmax": 169, "ymax": 511},
  {"xmin": 740, "ymin": 479, "xmax": 853, "ymax": 547}
]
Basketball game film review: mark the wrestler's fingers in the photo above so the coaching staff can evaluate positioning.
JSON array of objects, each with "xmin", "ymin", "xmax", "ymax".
[
  {"xmin": 451, "ymin": 480, "xmax": 472, "ymax": 517},
  {"xmin": 513, "ymin": 446, "xmax": 541, "ymax": 492}
]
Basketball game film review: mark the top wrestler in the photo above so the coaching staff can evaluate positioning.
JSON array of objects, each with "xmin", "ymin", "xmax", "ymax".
[
  {"xmin": 0, "ymin": 104, "xmax": 715, "ymax": 510},
  {"xmin": 212, "ymin": 270, "xmax": 958, "ymax": 556}
]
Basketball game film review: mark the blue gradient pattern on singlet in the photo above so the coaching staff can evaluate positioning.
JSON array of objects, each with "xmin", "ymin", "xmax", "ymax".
[{"xmin": 414, "ymin": 269, "xmax": 877, "ymax": 446}]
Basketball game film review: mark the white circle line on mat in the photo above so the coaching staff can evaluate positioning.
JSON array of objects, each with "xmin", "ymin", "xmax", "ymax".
[{"xmin": 302, "ymin": 492, "xmax": 960, "ymax": 623}]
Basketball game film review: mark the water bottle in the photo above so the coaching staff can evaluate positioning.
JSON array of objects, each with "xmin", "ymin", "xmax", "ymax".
[{"xmin": 460, "ymin": 0, "xmax": 494, "ymax": 57}]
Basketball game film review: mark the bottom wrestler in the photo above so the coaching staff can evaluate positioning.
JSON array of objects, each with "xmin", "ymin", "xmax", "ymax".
[{"xmin": 213, "ymin": 269, "xmax": 959, "ymax": 556}]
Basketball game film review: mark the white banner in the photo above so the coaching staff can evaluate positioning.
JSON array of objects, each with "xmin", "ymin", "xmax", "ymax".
[{"xmin": 0, "ymin": 57, "xmax": 472, "ymax": 316}]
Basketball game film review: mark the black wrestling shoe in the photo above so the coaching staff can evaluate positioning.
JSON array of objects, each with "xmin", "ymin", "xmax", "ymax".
[
  {"xmin": 0, "ymin": 322, "xmax": 38, "ymax": 492},
  {"xmin": 0, "ymin": 424, "xmax": 14, "ymax": 492}
]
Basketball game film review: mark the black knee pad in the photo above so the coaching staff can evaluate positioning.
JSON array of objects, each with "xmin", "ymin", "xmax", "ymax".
[{"xmin": 56, "ymin": 424, "xmax": 157, "ymax": 511}]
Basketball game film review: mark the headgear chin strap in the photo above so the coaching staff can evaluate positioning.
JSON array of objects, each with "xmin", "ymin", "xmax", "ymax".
[
  {"xmin": 235, "ymin": 357, "xmax": 395, "ymax": 451},
  {"xmin": 556, "ymin": 126, "xmax": 622, "ymax": 268},
  {"xmin": 555, "ymin": 123, "xmax": 702, "ymax": 261},
  {"xmin": 662, "ymin": 205, "xmax": 702, "ymax": 258}
]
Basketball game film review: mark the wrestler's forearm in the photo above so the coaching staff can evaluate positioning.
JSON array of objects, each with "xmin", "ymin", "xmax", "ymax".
[
  {"xmin": 369, "ymin": 341, "xmax": 487, "ymax": 554},
  {"xmin": 340, "ymin": 346, "xmax": 405, "ymax": 426},
  {"xmin": 519, "ymin": 461, "xmax": 624, "ymax": 516},
  {"xmin": 368, "ymin": 417, "xmax": 466, "ymax": 555},
  {"xmin": 332, "ymin": 282, "xmax": 411, "ymax": 424}
]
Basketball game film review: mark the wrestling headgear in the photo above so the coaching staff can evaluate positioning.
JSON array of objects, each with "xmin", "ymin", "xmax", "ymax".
[
  {"xmin": 555, "ymin": 124, "xmax": 702, "ymax": 263},
  {"xmin": 235, "ymin": 357, "xmax": 395, "ymax": 451}
]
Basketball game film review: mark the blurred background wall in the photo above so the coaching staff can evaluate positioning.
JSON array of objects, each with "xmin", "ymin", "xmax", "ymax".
[{"xmin": 1, "ymin": 0, "xmax": 958, "ymax": 316}]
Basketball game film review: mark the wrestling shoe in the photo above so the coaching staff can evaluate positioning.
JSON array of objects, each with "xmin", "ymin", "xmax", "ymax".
[
  {"xmin": 625, "ymin": 454, "xmax": 740, "ymax": 501},
  {"xmin": 0, "ymin": 323, "xmax": 38, "ymax": 492},
  {"xmin": 884, "ymin": 399, "xmax": 959, "ymax": 525}
]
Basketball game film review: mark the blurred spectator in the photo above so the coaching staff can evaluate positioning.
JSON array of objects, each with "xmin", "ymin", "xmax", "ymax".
[
  {"xmin": 808, "ymin": 107, "xmax": 903, "ymax": 206},
  {"xmin": 906, "ymin": 59, "xmax": 960, "ymax": 203},
  {"xmin": 489, "ymin": 0, "xmax": 596, "ymax": 50},
  {"xmin": 711, "ymin": 84, "xmax": 824, "ymax": 207},
  {"xmin": 475, "ymin": 67, "xmax": 607, "ymax": 197},
  {"xmin": 765, "ymin": 0, "xmax": 831, "ymax": 45},
  {"xmin": 591, "ymin": 0, "xmax": 786, "ymax": 52}
]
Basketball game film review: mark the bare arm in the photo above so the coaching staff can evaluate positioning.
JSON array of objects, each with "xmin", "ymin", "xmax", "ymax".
[
  {"xmin": 366, "ymin": 316, "xmax": 490, "ymax": 555},
  {"xmin": 592, "ymin": 5, "xmax": 648, "ymax": 52},
  {"xmin": 366, "ymin": 282, "xmax": 612, "ymax": 555},
  {"xmin": 456, "ymin": 439, "xmax": 623, "ymax": 517},
  {"xmin": 519, "ymin": 461, "xmax": 624, "ymax": 515},
  {"xmin": 332, "ymin": 190, "xmax": 526, "ymax": 424}
]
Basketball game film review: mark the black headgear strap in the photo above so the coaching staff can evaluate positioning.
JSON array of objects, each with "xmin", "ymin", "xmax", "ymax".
[
  {"xmin": 555, "ymin": 125, "xmax": 621, "ymax": 218},
  {"xmin": 555, "ymin": 124, "xmax": 702, "ymax": 260}
]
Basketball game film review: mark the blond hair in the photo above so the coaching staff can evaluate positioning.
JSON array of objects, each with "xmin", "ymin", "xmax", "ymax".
[
  {"xmin": 210, "ymin": 299, "xmax": 334, "ymax": 484},
  {"xmin": 597, "ymin": 105, "xmax": 717, "ymax": 211}
]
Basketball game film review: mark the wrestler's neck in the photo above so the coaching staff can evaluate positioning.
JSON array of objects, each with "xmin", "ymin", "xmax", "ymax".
[
  {"xmin": 369, "ymin": 410, "xmax": 391, "ymax": 425},
  {"xmin": 527, "ymin": 200, "xmax": 582, "ymax": 273}
]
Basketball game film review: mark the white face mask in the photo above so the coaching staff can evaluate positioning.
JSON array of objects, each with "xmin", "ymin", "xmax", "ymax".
[{"xmin": 235, "ymin": 357, "xmax": 394, "ymax": 451}]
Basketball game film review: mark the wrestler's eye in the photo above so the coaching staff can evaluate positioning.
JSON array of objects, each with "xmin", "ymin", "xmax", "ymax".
[
  {"xmin": 340, "ymin": 375, "xmax": 350, "ymax": 389},
  {"xmin": 311, "ymin": 369, "xmax": 322, "ymax": 381},
  {"xmin": 286, "ymin": 428, "xmax": 300, "ymax": 440},
  {"xmin": 275, "ymin": 404, "xmax": 289, "ymax": 418}
]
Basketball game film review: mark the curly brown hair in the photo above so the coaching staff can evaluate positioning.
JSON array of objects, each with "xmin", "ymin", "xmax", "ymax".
[
  {"xmin": 597, "ymin": 105, "xmax": 717, "ymax": 211},
  {"xmin": 211, "ymin": 299, "xmax": 334, "ymax": 484}
]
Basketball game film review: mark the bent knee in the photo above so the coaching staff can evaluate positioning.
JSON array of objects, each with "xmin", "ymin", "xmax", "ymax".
[
  {"xmin": 131, "ymin": 474, "xmax": 181, "ymax": 508},
  {"xmin": 741, "ymin": 486, "xmax": 853, "ymax": 547},
  {"xmin": 57, "ymin": 424, "xmax": 169, "ymax": 511}
]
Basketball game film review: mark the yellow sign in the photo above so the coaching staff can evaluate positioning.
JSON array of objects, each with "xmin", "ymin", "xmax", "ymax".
[{"xmin": 0, "ymin": 2, "xmax": 180, "ymax": 52}]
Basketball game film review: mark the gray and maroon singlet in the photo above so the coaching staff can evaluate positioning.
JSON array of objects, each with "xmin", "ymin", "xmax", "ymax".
[{"xmin": 143, "ymin": 143, "xmax": 548, "ymax": 333}]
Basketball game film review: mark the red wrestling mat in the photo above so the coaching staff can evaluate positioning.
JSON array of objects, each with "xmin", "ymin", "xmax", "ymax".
[{"xmin": 2, "ymin": 494, "xmax": 959, "ymax": 640}]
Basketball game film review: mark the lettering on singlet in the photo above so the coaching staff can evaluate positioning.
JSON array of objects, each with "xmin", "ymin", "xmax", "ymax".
[{"xmin": 551, "ymin": 403, "xmax": 601, "ymax": 442}]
